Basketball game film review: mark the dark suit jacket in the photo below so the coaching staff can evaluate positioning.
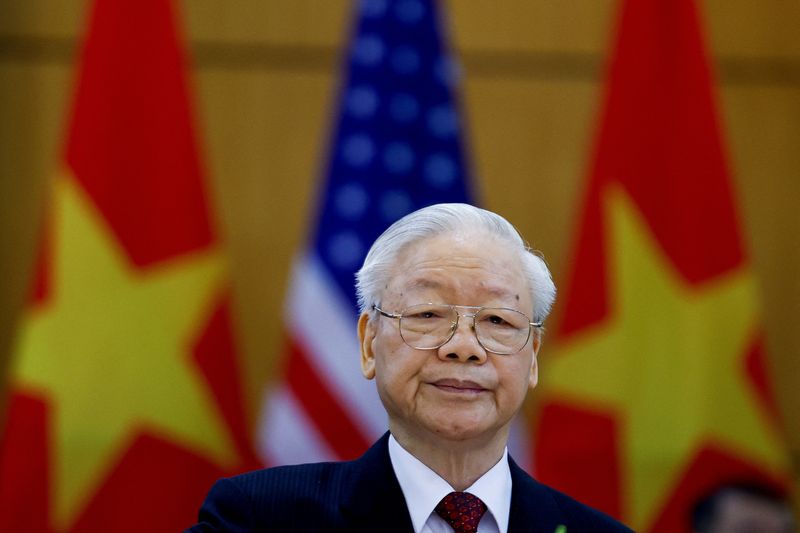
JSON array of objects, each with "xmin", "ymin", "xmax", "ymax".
[{"xmin": 187, "ymin": 433, "xmax": 633, "ymax": 532}]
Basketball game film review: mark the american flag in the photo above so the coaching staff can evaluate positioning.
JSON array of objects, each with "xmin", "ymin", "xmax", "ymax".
[{"xmin": 257, "ymin": 0, "xmax": 492, "ymax": 465}]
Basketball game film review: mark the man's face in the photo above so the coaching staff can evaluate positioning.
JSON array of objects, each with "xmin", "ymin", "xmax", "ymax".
[
  {"xmin": 358, "ymin": 231, "xmax": 540, "ymax": 445},
  {"xmin": 705, "ymin": 491, "xmax": 795, "ymax": 533}
]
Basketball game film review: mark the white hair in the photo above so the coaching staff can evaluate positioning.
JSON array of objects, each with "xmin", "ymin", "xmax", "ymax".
[{"xmin": 355, "ymin": 203, "xmax": 556, "ymax": 324}]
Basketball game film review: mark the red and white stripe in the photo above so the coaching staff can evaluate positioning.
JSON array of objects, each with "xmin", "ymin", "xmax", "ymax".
[{"xmin": 257, "ymin": 253, "xmax": 386, "ymax": 465}]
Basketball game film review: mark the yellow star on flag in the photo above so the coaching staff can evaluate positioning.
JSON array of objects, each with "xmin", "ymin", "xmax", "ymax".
[
  {"xmin": 11, "ymin": 175, "xmax": 237, "ymax": 529},
  {"xmin": 540, "ymin": 186, "xmax": 788, "ymax": 531}
]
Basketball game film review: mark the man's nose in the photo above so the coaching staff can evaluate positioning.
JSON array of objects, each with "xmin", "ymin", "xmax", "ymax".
[{"xmin": 437, "ymin": 315, "xmax": 488, "ymax": 363}]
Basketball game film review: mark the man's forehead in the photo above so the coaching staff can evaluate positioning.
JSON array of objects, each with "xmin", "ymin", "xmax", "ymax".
[
  {"xmin": 380, "ymin": 231, "xmax": 531, "ymax": 301},
  {"xmin": 399, "ymin": 277, "xmax": 522, "ymax": 300}
]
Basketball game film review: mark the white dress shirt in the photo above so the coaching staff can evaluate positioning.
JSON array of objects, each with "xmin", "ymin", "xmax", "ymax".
[{"xmin": 388, "ymin": 434, "xmax": 512, "ymax": 533}]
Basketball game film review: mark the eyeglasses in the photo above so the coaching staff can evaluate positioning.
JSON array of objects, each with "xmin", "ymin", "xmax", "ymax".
[{"xmin": 372, "ymin": 303, "xmax": 542, "ymax": 355}]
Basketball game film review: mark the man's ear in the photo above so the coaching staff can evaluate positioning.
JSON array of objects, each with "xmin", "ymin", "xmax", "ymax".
[
  {"xmin": 528, "ymin": 334, "xmax": 541, "ymax": 389},
  {"xmin": 358, "ymin": 312, "xmax": 376, "ymax": 379}
]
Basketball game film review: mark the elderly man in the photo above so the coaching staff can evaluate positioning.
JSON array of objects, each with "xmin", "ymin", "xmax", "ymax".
[{"xmin": 187, "ymin": 203, "xmax": 632, "ymax": 532}]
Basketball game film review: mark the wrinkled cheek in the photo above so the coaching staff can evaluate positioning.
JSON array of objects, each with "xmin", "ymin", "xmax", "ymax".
[
  {"xmin": 376, "ymin": 377, "xmax": 413, "ymax": 417},
  {"xmin": 403, "ymin": 383, "xmax": 426, "ymax": 416},
  {"xmin": 374, "ymin": 376, "xmax": 396, "ymax": 412},
  {"xmin": 504, "ymin": 390, "xmax": 527, "ymax": 419}
]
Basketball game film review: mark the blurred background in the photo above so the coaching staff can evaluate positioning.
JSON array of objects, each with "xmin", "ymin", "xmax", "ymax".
[{"xmin": 0, "ymin": 1, "xmax": 798, "ymax": 532}]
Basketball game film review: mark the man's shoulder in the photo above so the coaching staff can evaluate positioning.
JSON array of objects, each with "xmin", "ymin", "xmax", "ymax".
[
  {"xmin": 187, "ymin": 437, "xmax": 401, "ymax": 532},
  {"xmin": 219, "ymin": 459, "xmax": 358, "ymax": 503},
  {"xmin": 538, "ymin": 483, "xmax": 633, "ymax": 532},
  {"xmin": 187, "ymin": 460, "xmax": 362, "ymax": 532},
  {"xmin": 509, "ymin": 460, "xmax": 634, "ymax": 532}
]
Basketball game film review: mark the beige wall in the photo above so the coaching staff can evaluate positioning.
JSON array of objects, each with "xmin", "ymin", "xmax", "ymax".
[{"xmin": 1, "ymin": 0, "xmax": 798, "ymax": 499}]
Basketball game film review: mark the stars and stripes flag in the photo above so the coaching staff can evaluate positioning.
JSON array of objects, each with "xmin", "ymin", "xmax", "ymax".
[
  {"xmin": 534, "ymin": 0, "xmax": 792, "ymax": 531},
  {"xmin": 256, "ymin": 0, "xmax": 480, "ymax": 465}
]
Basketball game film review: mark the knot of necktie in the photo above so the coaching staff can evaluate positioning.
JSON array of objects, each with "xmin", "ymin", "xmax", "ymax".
[{"xmin": 434, "ymin": 491, "xmax": 487, "ymax": 533}]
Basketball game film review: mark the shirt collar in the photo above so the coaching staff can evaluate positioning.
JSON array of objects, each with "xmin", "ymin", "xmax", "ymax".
[{"xmin": 388, "ymin": 434, "xmax": 512, "ymax": 533}]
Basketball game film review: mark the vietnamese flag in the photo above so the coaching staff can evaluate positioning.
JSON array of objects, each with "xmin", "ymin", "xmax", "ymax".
[
  {"xmin": 534, "ymin": 0, "xmax": 792, "ymax": 532},
  {"xmin": 0, "ymin": 0, "xmax": 258, "ymax": 531}
]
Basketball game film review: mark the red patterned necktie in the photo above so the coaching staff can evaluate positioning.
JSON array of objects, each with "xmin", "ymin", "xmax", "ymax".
[{"xmin": 434, "ymin": 491, "xmax": 488, "ymax": 533}]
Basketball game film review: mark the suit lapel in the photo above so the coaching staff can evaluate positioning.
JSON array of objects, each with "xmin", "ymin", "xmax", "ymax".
[
  {"xmin": 507, "ymin": 457, "xmax": 567, "ymax": 533},
  {"xmin": 340, "ymin": 438, "xmax": 571, "ymax": 533},
  {"xmin": 340, "ymin": 433, "xmax": 414, "ymax": 533}
]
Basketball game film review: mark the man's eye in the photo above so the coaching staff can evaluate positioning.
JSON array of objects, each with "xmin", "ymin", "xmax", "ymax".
[
  {"xmin": 486, "ymin": 314, "xmax": 513, "ymax": 327},
  {"xmin": 407, "ymin": 310, "xmax": 442, "ymax": 319}
]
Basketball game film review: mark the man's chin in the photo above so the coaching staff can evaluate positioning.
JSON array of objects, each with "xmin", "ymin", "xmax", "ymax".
[{"xmin": 422, "ymin": 414, "xmax": 497, "ymax": 443}]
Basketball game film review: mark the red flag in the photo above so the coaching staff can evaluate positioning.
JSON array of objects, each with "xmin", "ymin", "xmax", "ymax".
[
  {"xmin": 534, "ymin": 0, "xmax": 791, "ymax": 531},
  {"xmin": 0, "ymin": 1, "xmax": 258, "ymax": 531}
]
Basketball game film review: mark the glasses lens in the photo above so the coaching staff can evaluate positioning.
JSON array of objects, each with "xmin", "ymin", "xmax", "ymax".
[
  {"xmin": 399, "ymin": 304, "xmax": 456, "ymax": 349},
  {"xmin": 474, "ymin": 307, "xmax": 531, "ymax": 354}
]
